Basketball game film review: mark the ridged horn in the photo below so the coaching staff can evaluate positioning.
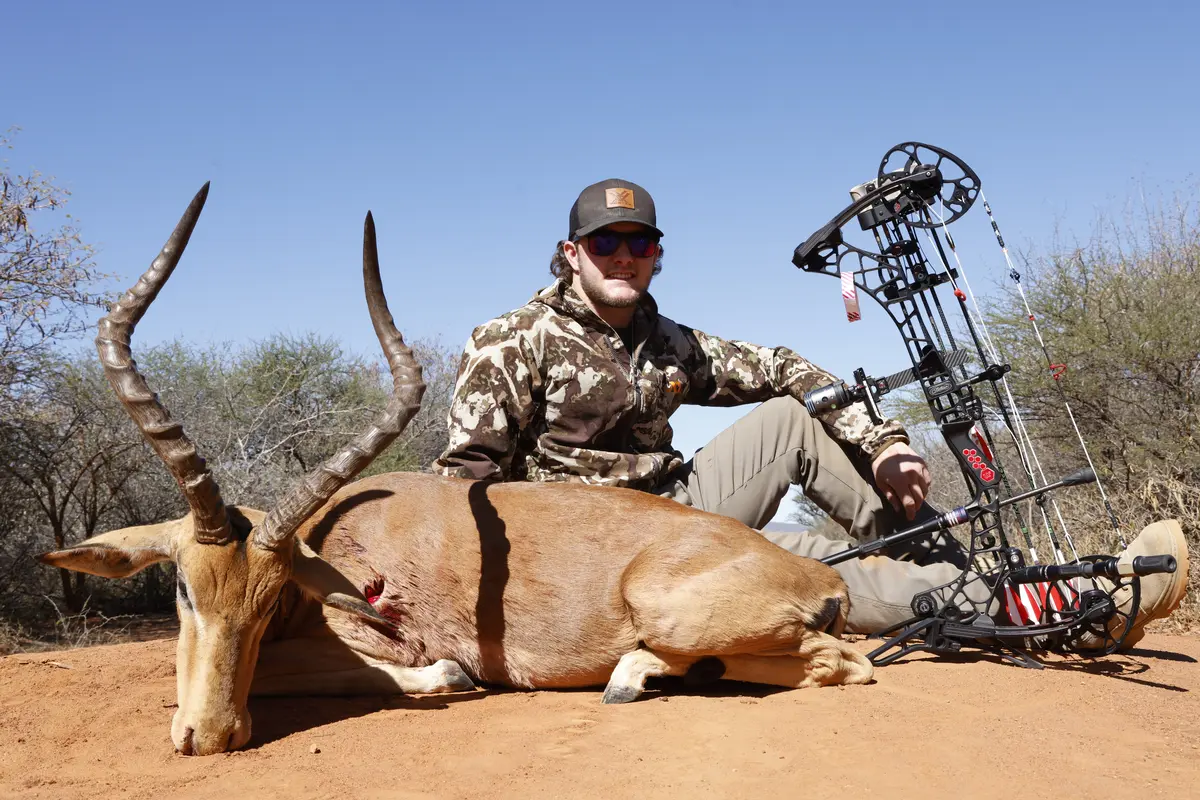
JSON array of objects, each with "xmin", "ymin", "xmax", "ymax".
[
  {"xmin": 253, "ymin": 212, "xmax": 425, "ymax": 550},
  {"xmin": 95, "ymin": 183, "xmax": 232, "ymax": 545}
]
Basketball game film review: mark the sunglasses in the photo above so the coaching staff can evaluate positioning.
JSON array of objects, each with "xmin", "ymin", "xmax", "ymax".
[{"xmin": 583, "ymin": 229, "xmax": 660, "ymax": 259}]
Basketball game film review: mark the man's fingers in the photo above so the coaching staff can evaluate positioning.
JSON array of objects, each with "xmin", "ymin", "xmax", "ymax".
[
  {"xmin": 919, "ymin": 463, "xmax": 932, "ymax": 493},
  {"xmin": 886, "ymin": 484, "xmax": 917, "ymax": 520},
  {"xmin": 911, "ymin": 471, "xmax": 929, "ymax": 505},
  {"xmin": 873, "ymin": 446, "xmax": 934, "ymax": 521}
]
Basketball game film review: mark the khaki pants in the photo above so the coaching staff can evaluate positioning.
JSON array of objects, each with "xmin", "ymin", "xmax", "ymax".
[{"xmin": 658, "ymin": 396, "xmax": 987, "ymax": 633}]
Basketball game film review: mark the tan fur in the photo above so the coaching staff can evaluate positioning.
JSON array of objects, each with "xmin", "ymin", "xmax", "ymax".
[{"xmin": 280, "ymin": 474, "xmax": 871, "ymax": 691}]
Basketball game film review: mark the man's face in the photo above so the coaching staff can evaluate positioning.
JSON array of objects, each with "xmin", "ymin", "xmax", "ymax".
[{"xmin": 565, "ymin": 222, "xmax": 660, "ymax": 311}]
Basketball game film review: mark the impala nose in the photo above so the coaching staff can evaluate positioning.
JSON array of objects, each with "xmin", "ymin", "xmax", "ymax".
[{"xmin": 173, "ymin": 716, "xmax": 249, "ymax": 755}]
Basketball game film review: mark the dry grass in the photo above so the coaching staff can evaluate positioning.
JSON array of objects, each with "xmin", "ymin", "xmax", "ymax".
[
  {"xmin": 0, "ymin": 618, "xmax": 35, "ymax": 656},
  {"xmin": 0, "ymin": 599, "xmax": 172, "ymax": 656}
]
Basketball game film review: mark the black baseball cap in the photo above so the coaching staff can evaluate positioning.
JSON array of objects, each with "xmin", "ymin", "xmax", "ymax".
[{"xmin": 567, "ymin": 179, "xmax": 664, "ymax": 240}]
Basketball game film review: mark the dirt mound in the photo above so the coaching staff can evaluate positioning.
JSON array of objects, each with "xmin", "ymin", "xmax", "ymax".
[{"xmin": 1, "ymin": 634, "xmax": 1197, "ymax": 799}]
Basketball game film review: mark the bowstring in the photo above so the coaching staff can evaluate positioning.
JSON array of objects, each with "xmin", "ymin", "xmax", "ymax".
[{"xmin": 979, "ymin": 191, "xmax": 1128, "ymax": 550}]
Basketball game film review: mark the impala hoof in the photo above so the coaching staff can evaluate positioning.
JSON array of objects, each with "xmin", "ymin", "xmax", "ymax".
[
  {"xmin": 601, "ymin": 684, "xmax": 641, "ymax": 704},
  {"xmin": 434, "ymin": 659, "xmax": 477, "ymax": 692}
]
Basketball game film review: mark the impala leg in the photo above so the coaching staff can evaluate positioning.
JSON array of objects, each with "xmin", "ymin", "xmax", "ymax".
[
  {"xmin": 744, "ymin": 629, "xmax": 873, "ymax": 686},
  {"xmin": 601, "ymin": 648, "xmax": 696, "ymax": 704},
  {"xmin": 760, "ymin": 628, "xmax": 875, "ymax": 686},
  {"xmin": 713, "ymin": 638, "xmax": 874, "ymax": 690},
  {"xmin": 251, "ymin": 636, "xmax": 476, "ymax": 697},
  {"xmin": 252, "ymin": 661, "xmax": 476, "ymax": 696}
]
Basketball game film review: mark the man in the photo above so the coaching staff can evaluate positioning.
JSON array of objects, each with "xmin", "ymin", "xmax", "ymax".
[{"xmin": 434, "ymin": 178, "xmax": 1187, "ymax": 643}]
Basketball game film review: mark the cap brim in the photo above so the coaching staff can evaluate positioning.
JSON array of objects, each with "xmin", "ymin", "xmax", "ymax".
[{"xmin": 573, "ymin": 219, "xmax": 664, "ymax": 240}]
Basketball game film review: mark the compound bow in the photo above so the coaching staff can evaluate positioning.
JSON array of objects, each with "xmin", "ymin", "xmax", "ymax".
[{"xmin": 796, "ymin": 142, "xmax": 1178, "ymax": 668}]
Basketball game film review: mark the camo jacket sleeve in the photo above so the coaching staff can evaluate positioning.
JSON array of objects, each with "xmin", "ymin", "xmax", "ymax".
[
  {"xmin": 432, "ymin": 320, "xmax": 541, "ymax": 481},
  {"xmin": 678, "ymin": 325, "xmax": 909, "ymax": 461}
]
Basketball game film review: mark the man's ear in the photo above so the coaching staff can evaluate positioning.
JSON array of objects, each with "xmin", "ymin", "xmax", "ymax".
[
  {"xmin": 290, "ymin": 541, "xmax": 387, "ymax": 625},
  {"xmin": 561, "ymin": 239, "xmax": 581, "ymax": 271},
  {"xmin": 38, "ymin": 523, "xmax": 175, "ymax": 579}
]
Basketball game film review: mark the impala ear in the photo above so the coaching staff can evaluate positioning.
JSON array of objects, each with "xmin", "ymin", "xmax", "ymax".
[
  {"xmin": 38, "ymin": 523, "xmax": 176, "ymax": 578},
  {"xmin": 290, "ymin": 540, "xmax": 387, "ymax": 625}
]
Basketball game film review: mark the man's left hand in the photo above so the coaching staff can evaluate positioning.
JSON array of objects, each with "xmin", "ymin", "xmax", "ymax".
[{"xmin": 872, "ymin": 442, "xmax": 932, "ymax": 521}]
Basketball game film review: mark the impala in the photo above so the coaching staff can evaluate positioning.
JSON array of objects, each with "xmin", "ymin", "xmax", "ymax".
[{"xmin": 39, "ymin": 185, "xmax": 873, "ymax": 756}]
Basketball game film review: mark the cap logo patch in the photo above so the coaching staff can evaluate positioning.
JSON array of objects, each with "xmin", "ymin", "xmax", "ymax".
[{"xmin": 605, "ymin": 188, "xmax": 635, "ymax": 209}]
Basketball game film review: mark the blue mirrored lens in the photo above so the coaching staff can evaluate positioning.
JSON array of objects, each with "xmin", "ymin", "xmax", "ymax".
[
  {"xmin": 587, "ymin": 233, "xmax": 622, "ymax": 257},
  {"xmin": 626, "ymin": 236, "xmax": 656, "ymax": 258}
]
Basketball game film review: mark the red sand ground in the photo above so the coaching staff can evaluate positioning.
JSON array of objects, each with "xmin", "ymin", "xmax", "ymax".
[{"xmin": 1, "ymin": 634, "xmax": 1197, "ymax": 799}]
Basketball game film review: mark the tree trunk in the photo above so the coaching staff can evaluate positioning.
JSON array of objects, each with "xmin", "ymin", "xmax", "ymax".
[{"xmin": 50, "ymin": 516, "xmax": 85, "ymax": 613}]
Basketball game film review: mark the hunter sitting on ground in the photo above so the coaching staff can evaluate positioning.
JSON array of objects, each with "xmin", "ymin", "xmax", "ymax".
[{"xmin": 433, "ymin": 178, "xmax": 1187, "ymax": 645}]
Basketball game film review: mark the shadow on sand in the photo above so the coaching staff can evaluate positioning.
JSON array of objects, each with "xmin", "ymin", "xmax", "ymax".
[
  {"xmin": 246, "ymin": 670, "xmax": 802, "ymax": 748},
  {"xmin": 248, "ymin": 688, "xmax": 490, "ymax": 748},
  {"xmin": 849, "ymin": 636, "xmax": 1194, "ymax": 693}
]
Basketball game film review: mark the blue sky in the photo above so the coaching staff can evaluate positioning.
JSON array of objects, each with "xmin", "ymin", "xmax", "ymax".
[{"xmin": 8, "ymin": 1, "xmax": 1199, "ymax": 520}]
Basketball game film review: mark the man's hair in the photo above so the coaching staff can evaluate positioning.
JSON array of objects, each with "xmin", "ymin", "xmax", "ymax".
[{"xmin": 549, "ymin": 240, "xmax": 665, "ymax": 281}]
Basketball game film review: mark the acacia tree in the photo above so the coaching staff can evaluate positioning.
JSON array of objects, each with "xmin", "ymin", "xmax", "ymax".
[
  {"xmin": 984, "ymin": 198, "xmax": 1200, "ymax": 564},
  {"xmin": 0, "ymin": 334, "xmax": 460, "ymax": 618},
  {"xmin": 150, "ymin": 333, "xmax": 460, "ymax": 509},
  {"xmin": 0, "ymin": 133, "xmax": 110, "ymax": 615},
  {"xmin": 0, "ymin": 352, "xmax": 163, "ymax": 612},
  {"xmin": 0, "ymin": 128, "xmax": 108, "ymax": 412}
]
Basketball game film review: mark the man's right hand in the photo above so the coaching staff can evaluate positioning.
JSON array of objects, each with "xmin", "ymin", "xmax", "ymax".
[{"xmin": 871, "ymin": 442, "xmax": 932, "ymax": 521}]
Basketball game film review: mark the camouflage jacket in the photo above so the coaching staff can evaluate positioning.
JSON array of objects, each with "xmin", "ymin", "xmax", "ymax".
[{"xmin": 432, "ymin": 280, "xmax": 908, "ymax": 489}]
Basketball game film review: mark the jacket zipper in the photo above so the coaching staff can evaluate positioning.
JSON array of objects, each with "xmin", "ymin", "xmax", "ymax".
[
  {"xmin": 603, "ymin": 333, "xmax": 642, "ymax": 413},
  {"xmin": 602, "ymin": 334, "xmax": 641, "ymax": 455}
]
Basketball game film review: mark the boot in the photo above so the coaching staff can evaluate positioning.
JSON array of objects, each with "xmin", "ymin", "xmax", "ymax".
[{"xmin": 1077, "ymin": 519, "xmax": 1190, "ymax": 651}]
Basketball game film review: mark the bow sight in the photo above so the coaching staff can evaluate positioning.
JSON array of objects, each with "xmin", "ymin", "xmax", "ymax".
[
  {"xmin": 795, "ymin": 142, "xmax": 1178, "ymax": 668},
  {"xmin": 803, "ymin": 347, "xmax": 981, "ymax": 425}
]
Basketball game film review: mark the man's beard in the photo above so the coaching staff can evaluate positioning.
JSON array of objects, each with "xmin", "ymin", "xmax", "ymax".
[{"xmin": 578, "ymin": 268, "xmax": 648, "ymax": 310}]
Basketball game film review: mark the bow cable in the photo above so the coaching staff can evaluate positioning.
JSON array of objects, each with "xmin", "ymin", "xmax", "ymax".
[
  {"xmin": 910, "ymin": 204, "xmax": 1064, "ymax": 567},
  {"xmin": 922, "ymin": 200, "xmax": 1081, "ymax": 565},
  {"xmin": 980, "ymin": 192, "xmax": 1127, "ymax": 549}
]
